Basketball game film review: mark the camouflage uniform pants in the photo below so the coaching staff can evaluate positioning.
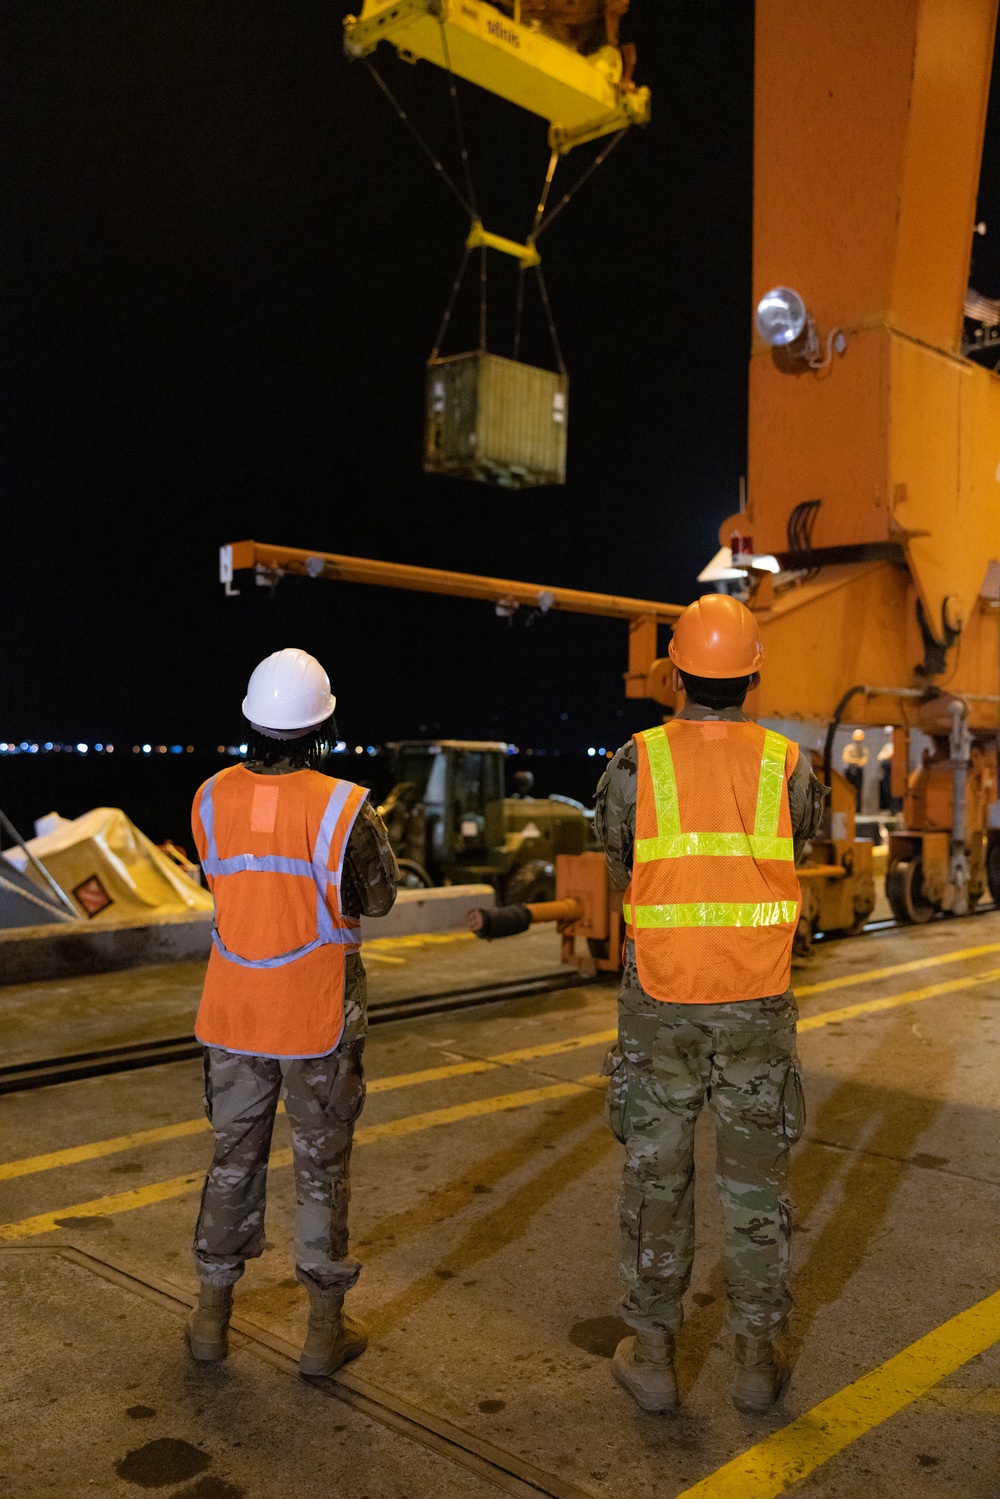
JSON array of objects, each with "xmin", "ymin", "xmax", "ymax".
[
  {"xmin": 605, "ymin": 956, "xmax": 804, "ymax": 1339},
  {"xmin": 193, "ymin": 1041, "xmax": 366, "ymax": 1293}
]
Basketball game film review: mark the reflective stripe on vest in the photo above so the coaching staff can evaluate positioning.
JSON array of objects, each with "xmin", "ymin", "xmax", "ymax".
[
  {"xmin": 199, "ymin": 774, "xmax": 363, "ymax": 968},
  {"xmin": 623, "ymin": 900, "xmax": 798, "ymax": 929},
  {"xmin": 635, "ymin": 727, "xmax": 793, "ymax": 865}
]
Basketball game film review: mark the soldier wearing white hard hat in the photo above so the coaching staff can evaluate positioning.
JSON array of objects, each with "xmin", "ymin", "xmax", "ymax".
[{"xmin": 187, "ymin": 648, "xmax": 397, "ymax": 1377}]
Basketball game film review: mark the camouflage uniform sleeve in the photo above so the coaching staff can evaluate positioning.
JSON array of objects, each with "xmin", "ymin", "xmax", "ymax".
[
  {"xmin": 787, "ymin": 753, "xmax": 828, "ymax": 862},
  {"xmin": 340, "ymin": 799, "xmax": 399, "ymax": 919},
  {"xmin": 594, "ymin": 740, "xmax": 637, "ymax": 891}
]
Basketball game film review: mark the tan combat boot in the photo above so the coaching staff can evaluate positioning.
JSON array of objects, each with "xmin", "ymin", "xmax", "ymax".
[
  {"xmin": 732, "ymin": 1335, "xmax": 789, "ymax": 1413},
  {"xmin": 186, "ymin": 1285, "xmax": 233, "ymax": 1362},
  {"xmin": 299, "ymin": 1291, "xmax": 368, "ymax": 1378},
  {"xmin": 611, "ymin": 1329, "xmax": 679, "ymax": 1413}
]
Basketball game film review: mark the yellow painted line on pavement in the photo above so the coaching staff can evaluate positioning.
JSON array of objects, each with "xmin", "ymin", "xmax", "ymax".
[
  {"xmin": 365, "ymin": 931, "xmax": 475, "ymax": 952},
  {"xmin": 797, "ymin": 967, "xmax": 1000, "ymax": 1032},
  {"xmin": 0, "ymin": 1118, "xmax": 213, "ymax": 1183},
  {"xmin": 359, "ymin": 931, "xmax": 477, "ymax": 964},
  {"xmin": 5, "ymin": 957, "xmax": 1000, "ymax": 1236},
  {"xmin": 0, "ymin": 1172, "xmax": 209, "ymax": 1242},
  {"xmin": 674, "ymin": 1286, "xmax": 1000, "ymax": 1499},
  {"xmin": 6, "ymin": 954, "xmax": 999, "ymax": 1189},
  {"xmin": 0, "ymin": 1029, "xmax": 619, "ymax": 1183},
  {"xmin": 794, "ymin": 940, "xmax": 1000, "ymax": 998},
  {"xmin": 367, "ymin": 1028, "xmax": 619, "ymax": 1095},
  {"xmin": 0, "ymin": 1077, "xmax": 603, "ymax": 1241},
  {"xmin": 358, "ymin": 1074, "xmax": 602, "ymax": 1145}
]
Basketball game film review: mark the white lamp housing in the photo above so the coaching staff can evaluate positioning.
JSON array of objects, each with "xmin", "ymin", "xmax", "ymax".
[{"xmin": 755, "ymin": 286, "xmax": 808, "ymax": 347}]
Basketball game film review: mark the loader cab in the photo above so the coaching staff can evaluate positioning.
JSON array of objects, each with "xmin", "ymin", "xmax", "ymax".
[
  {"xmin": 380, "ymin": 738, "xmax": 594, "ymax": 899},
  {"xmin": 383, "ymin": 740, "xmax": 509, "ymax": 883}
]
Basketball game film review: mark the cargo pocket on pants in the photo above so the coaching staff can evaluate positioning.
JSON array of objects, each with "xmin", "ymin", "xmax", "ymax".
[
  {"xmin": 328, "ymin": 1043, "xmax": 367, "ymax": 1126},
  {"xmin": 602, "ymin": 1046, "xmax": 630, "ymax": 1144},
  {"xmin": 781, "ymin": 1062, "xmax": 805, "ymax": 1144}
]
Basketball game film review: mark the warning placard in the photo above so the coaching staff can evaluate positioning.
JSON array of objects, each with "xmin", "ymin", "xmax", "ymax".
[{"xmin": 72, "ymin": 874, "xmax": 113, "ymax": 918}]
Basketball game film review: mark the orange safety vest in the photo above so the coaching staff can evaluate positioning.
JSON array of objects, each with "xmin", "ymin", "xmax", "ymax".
[
  {"xmin": 624, "ymin": 720, "xmax": 801, "ymax": 1004},
  {"xmin": 191, "ymin": 765, "xmax": 368, "ymax": 1058}
]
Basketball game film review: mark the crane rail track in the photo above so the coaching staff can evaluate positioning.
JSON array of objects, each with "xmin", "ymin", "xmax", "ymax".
[
  {"xmin": 0, "ymin": 969, "xmax": 596, "ymax": 1096},
  {"xmin": 4, "ymin": 901, "xmax": 997, "ymax": 1095}
]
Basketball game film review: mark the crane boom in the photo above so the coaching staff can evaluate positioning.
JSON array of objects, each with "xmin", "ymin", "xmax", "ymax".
[
  {"xmin": 221, "ymin": 540, "xmax": 681, "ymax": 624},
  {"xmin": 219, "ymin": 539, "xmax": 684, "ymax": 703}
]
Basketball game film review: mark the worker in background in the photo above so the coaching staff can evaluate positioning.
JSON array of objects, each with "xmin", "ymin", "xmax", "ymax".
[
  {"xmin": 877, "ymin": 734, "xmax": 897, "ymax": 812},
  {"xmin": 595, "ymin": 596, "xmax": 825, "ymax": 1416},
  {"xmin": 187, "ymin": 648, "xmax": 397, "ymax": 1378},
  {"xmin": 511, "ymin": 770, "xmax": 535, "ymax": 798},
  {"xmin": 841, "ymin": 727, "xmax": 869, "ymax": 808}
]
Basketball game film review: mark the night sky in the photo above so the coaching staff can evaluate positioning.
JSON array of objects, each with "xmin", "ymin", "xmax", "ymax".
[
  {"xmin": 3, "ymin": 0, "xmax": 754, "ymax": 764},
  {"xmin": 7, "ymin": 3, "xmax": 1000, "ymax": 774}
]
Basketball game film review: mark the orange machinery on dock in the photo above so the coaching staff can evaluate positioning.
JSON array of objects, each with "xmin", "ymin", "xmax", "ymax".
[{"xmin": 221, "ymin": 0, "xmax": 1000, "ymax": 949}]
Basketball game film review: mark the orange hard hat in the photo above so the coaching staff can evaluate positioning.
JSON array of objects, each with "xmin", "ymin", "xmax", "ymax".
[{"xmin": 668, "ymin": 594, "xmax": 764, "ymax": 678}]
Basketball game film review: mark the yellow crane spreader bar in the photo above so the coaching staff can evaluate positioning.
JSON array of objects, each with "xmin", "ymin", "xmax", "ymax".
[{"xmin": 466, "ymin": 218, "xmax": 541, "ymax": 268}]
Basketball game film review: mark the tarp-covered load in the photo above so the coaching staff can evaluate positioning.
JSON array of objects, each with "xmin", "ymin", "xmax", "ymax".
[{"xmin": 2, "ymin": 808, "xmax": 213, "ymax": 925}]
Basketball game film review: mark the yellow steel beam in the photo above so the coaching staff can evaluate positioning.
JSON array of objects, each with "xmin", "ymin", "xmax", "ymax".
[
  {"xmin": 466, "ymin": 218, "xmax": 541, "ymax": 268},
  {"xmin": 343, "ymin": 0, "xmax": 650, "ymax": 152},
  {"xmin": 221, "ymin": 540, "xmax": 684, "ymax": 625}
]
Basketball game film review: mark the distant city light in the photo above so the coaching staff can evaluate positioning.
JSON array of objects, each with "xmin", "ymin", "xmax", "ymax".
[
  {"xmin": 334, "ymin": 741, "xmax": 347, "ymax": 753},
  {"xmin": 76, "ymin": 743, "xmax": 88, "ymax": 754},
  {"xmin": 143, "ymin": 744, "xmax": 152, "ymax": 754},
  {"xmin": 354, "ymin": 746, "xmax": 363, "ymax": 755},
  {"xmin": 366, "ymin": 746, "xmax": 376, "ymax": 756},
  {"xmin": 171, "ymin": 745, "xmax": 182, "ymax": 754},
  {"xmin": 95, "ymin": 743, "xmax": 103, "ymax": 752},
  {"xmin": 587, "ymin": 747, "xmax": 596, "ymax": 757}
]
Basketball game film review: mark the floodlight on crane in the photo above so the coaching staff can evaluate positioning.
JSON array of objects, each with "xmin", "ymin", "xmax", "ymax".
[
  {"xmin": 755, "ymin": 286, "xmax": 846, "ymax": 372},
  {"xmin": 755, "ymin": 286, "xmax": 808, "ymax": 347}
]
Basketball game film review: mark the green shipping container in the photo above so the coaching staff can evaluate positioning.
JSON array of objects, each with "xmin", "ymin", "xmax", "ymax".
[{"xmin": 424, "ymin": 351, "xmax": 568, "ymax": 488}]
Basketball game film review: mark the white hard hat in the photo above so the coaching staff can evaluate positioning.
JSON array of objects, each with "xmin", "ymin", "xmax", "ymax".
[{"xmin": 242, "ymin": 648, "xmax": 336, "ymax": 733}]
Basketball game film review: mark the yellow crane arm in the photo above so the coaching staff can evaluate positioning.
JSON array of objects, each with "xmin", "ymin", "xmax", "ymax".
[{"xmin": 219, "ymin": 540, "xmax": 683, "ymax": 703}]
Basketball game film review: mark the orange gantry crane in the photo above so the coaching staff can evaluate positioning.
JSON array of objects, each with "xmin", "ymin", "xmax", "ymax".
[
  {"xmin": 740, "ymin": 0, "xmax": 1000, "ymax": 928},
  {"xmin": 221, "ymin": 0, "xmax": 1000, "ymax": 944}
]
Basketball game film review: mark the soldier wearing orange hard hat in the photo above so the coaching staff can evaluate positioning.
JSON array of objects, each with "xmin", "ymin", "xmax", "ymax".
[{"xmin": 595, "ymin": 594, "xmax": 825, "ymax": 1417}]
